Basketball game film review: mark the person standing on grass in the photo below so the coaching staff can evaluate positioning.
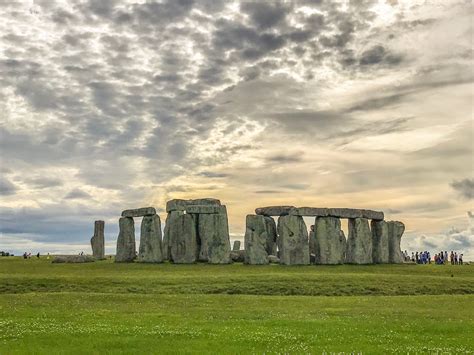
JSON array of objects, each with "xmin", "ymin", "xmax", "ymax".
[
  {"xmin": 444, "ymin": 251, "xmax": 448, "ymax": 264},
  {"xmin": 454, "ymin": 252, "xmax": 458, "ymax": 265},
  {"xmin": 427, "ymin": 251, "xmax": 431, "ymax": 264},
  {"xmin": 415, "ymin": 251, "xmax": 419, "ymax": 264},
  {"xmin": 459, "ymin": 254, "xmax": 463, "ymax": 265},
  {"xmin": 36, "ymin": 252, "xmax": 40, "ymax": 258}
]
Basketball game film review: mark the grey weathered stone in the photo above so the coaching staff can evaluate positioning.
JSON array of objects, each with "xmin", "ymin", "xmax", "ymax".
[
  {"xmin": 52, "ymin": 255, "xmax": 95, "ymax": 263},
  {"xmin": 288, "ymin": 207, "xmax": 384, "ymax": 220},
  {"xmin": 166, "ymin": 198, "xmax": 221, "ymax": 212},
  {"xmin": 314, "ymin": 217, "xmax": 346, "ymax": 264},
  {"xmin": 371, "ymin": 220, "xmax": 389, "ymax": 263},
  {"xmin": 345, "ymin": 218, "xmax": 372, "ymax": 264},
  {"xmin": 138, "ymin": 214, "xmax": 163, "ymax": 263},
  {"xmin": 121, "ymin": 207, "xmax": 156, "ymax": 218},
  {"xmin": 197, "ymin": 208, "xmax": 231, "ymax": 264},
  {"xmin": 277, "ymin": 215, "xmax": 310, "ymax": 265},
  {"xmin": 309, "ymin": 226, "xmax": 316, "ymax": 256},
  {"xmin": 115, "ymin": 217, "xmax": 136, "ymax": 262},
  {"xmin": 90, "ymin": 220, "xmax": 105, "ymax": 259},
  {"xmin": 255, "ymin": 206, "xmax": 295, "ymax": 216},
  {"xmin": 264, "ymin": 216, "xmax": 278, "ymax": 255},
  {"xmin": 244, "ymin": 215, "xmax": 269, "ymax": 264},
  {"xmin": 186, "ymin": 205, "xmax": 227, "ymax": 214},
  {"xmin": 230, "ymin": 250, "xmax": 245, "ymax": 262},
  {"xmin": 268, "ymin": 255, "xmax": 280, "ymax": 264},
  {"xmin": 169, "ymin": 213, "xmax": 197, "ymax": 264},
  {"xmin": 388, "ymin": 221, "xmax": 405, "ymax": 264},
  {"xmin": 163, "ymin": 211, "xmax": 183, "ymax": 261},
  {"xmin": 232, "ymin": 240, "xmax": 241, "ymax": 251}
]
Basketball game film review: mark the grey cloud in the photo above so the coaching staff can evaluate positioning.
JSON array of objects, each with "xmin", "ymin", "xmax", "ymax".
[
  {"xmin": 197, "ymin": 171, "xmax": 230, "ymax": 178},
  {"xmin": 240, "ymin": 2, "xmax": 290, "ymax": 30},
  {"xmin": 451, "ymin": 178, "xmax": 474, "ymax": 200},
  {"xmin": 0, "ymin": 177, "xmax": 17, "ymax": 196},
  {"xmin": 267, "ymin": 153, "xmax": 303, "ymax": 164},
  {"xmin": 255, "ymin": 190, "xmax": 282, "ymax": 194},
  {"xmin": 24, "ymin": 177, "xmax": 63, "ymax": 189},
  {"xmin": 64, "ymin": 188, "xmax": 92, "ymax": 200},
  {"xmin": 359, "ymin": 45, "xmax": 403, "ymax": 66}
]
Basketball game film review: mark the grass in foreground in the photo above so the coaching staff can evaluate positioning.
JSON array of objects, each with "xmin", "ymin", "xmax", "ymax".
[{"xmin": 0, "ymin": 257, "xmax": 473, "ymax": 353}]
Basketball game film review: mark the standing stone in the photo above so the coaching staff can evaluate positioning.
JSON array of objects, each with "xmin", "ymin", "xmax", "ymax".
[
  {"xmin": 169, "ymin": 213, "xmax": 197, "ymax": 264},
  {"xmin": 308, "ymin": 225, "xmax": 316, "ymax": 256},
  {"xmin": 198, "ymin": 208, "xmax": 231, "ymax": 264},
  {"xmin": 163, "ymin": 211, "xmax": 183, "ymax": 261},
  {"xmin": 138, "ymin": 214, "xmax": 163, "ymax": 263},
  {"xmin": 314, "ymin": 217, "xmax": 346, "ymax": 264},
  {"xmin": 388, "ymin": 221, "xmax": 405, "ymax": 263},
  {"xmin": 277, "ymin": 215, "xmax": 310, "ymax": 265},
  {"xmin": 264, "ymin": 216, "xmax": 278, "ymax": 256},
  {"xmin": 371, "ymin": 220, "xmax": 389, "ymax": 263},
  {"xmin": 346, "ymin": 218, "xmax": 372, "ymax": 264},
  {"xmin": 115, "ymin": 217, "xmax": 136, "ymax": 262},
  {"xmin": 244, "ymin": 215, "xmax": 269, "ymax": 264},
  {"xmin": 232, "ymin": 240, "xmax": 241, "ymax": 251},
  {"xmin": 90, "ymin": 220, "xmax": 105, "ymax": 259}
]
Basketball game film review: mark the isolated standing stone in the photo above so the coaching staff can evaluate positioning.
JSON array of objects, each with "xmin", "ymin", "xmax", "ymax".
[
  {"xmin": 388, "ymin": 221, "xmax": 405, "ymax": 263},
  {"xmin": 169, "ymin": 213, "xmax": 197, "ymax": 264},
  {"xmin": 346, "ymin": 218, "xmax": 372, "ymax": 264},
  {"xmin": 138, "ymin": 214, "xmax": 163, "ymax": 263},
  {"xmin": 314, "ymin": 217, "xmax": 345, "ymax": 264},
  {"xmin": 232, "ymin": 240, "xmax": 241, "ymax": 251},
  {"xmin": 277, "ymin": 215, "xmax": 310, "ymax": 265},
  {"xmin": 264, "ymin": 216, "xmax": 278, "ymax": 255},
  {"xmin": 371, "ymin": 220, "xmax": 389, "ymax": 263},
  {"xmin": 198, "ymin": 208, "xmax": 231, "ymax": 264},
  {"xmin": 90, "ymin": 220, "xmax": 105, "ymax": 259},
  {"xmin": 115, "ymin": 217, "xmax": 136, "ymax": 262},
  {"xmin": 244, "ymin": 215, "xmax": 269, "ymax": 264}
]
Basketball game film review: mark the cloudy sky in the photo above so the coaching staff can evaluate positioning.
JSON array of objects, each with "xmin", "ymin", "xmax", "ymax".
[{"xmin": 0, "ymin": 0, "xmax": 473, "ymax": 258}]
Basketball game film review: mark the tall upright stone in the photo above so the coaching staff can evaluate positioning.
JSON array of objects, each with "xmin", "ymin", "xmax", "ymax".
[
  {"xmin": 198, "ymin": 207, "xmax": 231, "ymax": 264},
  {"xmin": 115, "ymin": 217, "xmax": 136, "ymax": 262},
  {"xmin": 309, "ymin": 226, "xmax": 316, "ymax": 257},
  {"xmin": 371, "ymin": 220, "xmax": 389, "ymax": 263},
  {"xmin": 264, "ymin": 216, "xmax": 277, "ymax": 255},
  {"xmin": 277, "ymin": 215, "xmax": 310, "ymax": 265},
  {"xmin": 232, "ymin": 240, "xmax": 241, "ymax": 251},
  {"xmin": 169, "ymin": 213, "xmax": 197, "ymax": 264},
  {"xmin": 346, "ymin": 218, "xmax": 372, "ymax": 264},
  {"xmin": 314, "ymin": 217, "xmax": 346, "ymax": 264},
  {"xmin": 388, "ymin": 221, "xmax": 405, "ymax": 263},
  {"xmin": 244, "ymin": 215, "xmax": 269, "ymax": 264},
  {"xmin": 163, "ymin": 211, "xmax": 183, "ymax": 261},
  {"xmin": 90, "ymin": 220, "xmax": 105, "ymax": 259},
  {"xmin": 138, "ymin": 214, "xmax": 163, "ymax": 263}
]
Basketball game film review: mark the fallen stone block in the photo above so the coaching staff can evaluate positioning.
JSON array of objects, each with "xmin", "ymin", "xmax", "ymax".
[
  {"xmin": 268, "ymin": 255, "xmax": 280, "ymax": 264},
  {"xmin": 230, "ymin": 250, "xmax": 245, "ymax": 262},
  {"xmin": 52, "ymin": 255, "xmax": 95, "ymax": 263}
]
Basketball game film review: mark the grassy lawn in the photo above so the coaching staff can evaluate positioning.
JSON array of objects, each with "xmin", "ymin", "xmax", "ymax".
[{"xmin": 1, "ymin": 258, "xmax": 473, "ymax": 353}]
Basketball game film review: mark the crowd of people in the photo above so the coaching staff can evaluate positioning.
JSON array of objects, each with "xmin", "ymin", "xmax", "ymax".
[{"xmin": 403, "ymin": 250, "xmax": 464, "ymax": 265}]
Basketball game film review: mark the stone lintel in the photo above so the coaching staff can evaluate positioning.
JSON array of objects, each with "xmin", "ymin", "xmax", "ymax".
[{"xmin": 121, "ymin": 207, "xmax": 156, "ymax": 218}]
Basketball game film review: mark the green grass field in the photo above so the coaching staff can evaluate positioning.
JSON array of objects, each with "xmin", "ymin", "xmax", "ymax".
[{"xmin": 1, "ymin": 257, "xmax": 473, "ymax": 354}]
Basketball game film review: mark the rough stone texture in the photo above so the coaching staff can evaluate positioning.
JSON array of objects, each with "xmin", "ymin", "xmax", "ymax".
[
  {"xmin": 230, "ymin": 250, "xmax": 245, "ymax": 262},
  {"xmin": 186, "ymin": 205, "xmax": 226, "ymax": 214},
  {"xmin": 277, "ymin": 215, "xmax": 310, "ymax": 265},
  {"xmin": 268, "ymin": 255, "xmax": 280, "ymax": 263},
  {"xmin": 115, "ymin": 217, "xmax": 136, "ymax": 262},
  {"xmin": 244, "ymin": 215, "xmax": 269, "ymax": 264},
  {"xmin": 52, "ymin": 255, "xmax": 95, "ymax": 263},
  {"xmin": 255, "ymin": 206, "xmax": 295, "ymax": 216},
  {"xmin": 90, "ymin": 220, "xmax": 105, "ymax": 259},
  {"xmin": 121, "ymin": 207, "xmax": 156, "ymax": 217},
  {"xmin": 232, "ymin": 240, "xmax": 241, "ymax": 251},
  {"xmin": 345, "ymin": 218, "xmax": 373, "ymax": 264},
  {"xmin": 288, "ymin": 207, "xmax": 384, "ymax": 220},
  {"xmin": 264, "ymin": 216, "xmax": 278, "ymax": 255},
  {"xmin": 388, "ymin": 221, "xmax": 405, "ymax": 264},
  {"xmin": 371, "ymin": 220, "xmax": 389, "ymax": 263},
  {"xmin": 197, "ymin": 208, "xmax": 231, "ymax": 264},
  {"xmin": 314, "ymin": 217, "xmax": 346, "ymax": 264},
  {"xmin": 138, "ymin": 214, "xmax": 163, "ymax": 263},
  {"xmin": 309, "ymin": 227, "xmax": 316, "ymax": 256},
  {"xmin": 166, "ymin": 198, "xmax": 221, "ymax": 212},
  {"xmin": 169, "ymin": 213, "xmax": 197, "ymax": 264},
  {"xmin": 163, "ymin": 211, "xmax": 183, "ymax": 261}
]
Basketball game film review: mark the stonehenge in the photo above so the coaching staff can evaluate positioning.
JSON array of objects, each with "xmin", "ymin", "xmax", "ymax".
[
  {"xmin": 108, "ymin": 201, "xmax": 405, "ymax": 266},
  {"xmin": 164, "ymin": 198, "xmax": 231, "ymax": 264},
  {"xmin": 116, "ymin": 207, "xmax": 163, "ymax": 263},
  {"xmin": 90, "ymin": 220, "xmax": 105, "ymax": 259}
]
